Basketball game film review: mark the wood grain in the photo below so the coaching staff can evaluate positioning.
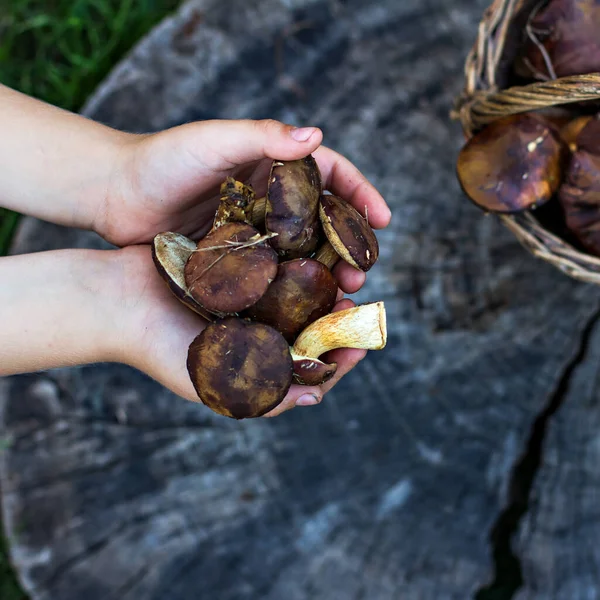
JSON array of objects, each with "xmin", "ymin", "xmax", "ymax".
[{"xmin": 2, "ymin": 0, "xmax": 599, "ymax": 598}]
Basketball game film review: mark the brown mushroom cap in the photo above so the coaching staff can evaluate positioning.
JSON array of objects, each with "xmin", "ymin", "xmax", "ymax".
[
  {"xmin": 570, "ymin": 115, "xmax": 600, "ymax": 155},
  {"xmin": 184, "ymin": 222, "xmax": 278, "ymax": 316},
  {"xmin": 265, "ymin": 155, "xmax": 322, "ymax": 259},
  {"xmin": 244, "ymin": 258, "xmax": 338, "ymax": 344},
  {"xmin": 514, "ymin": 0, "xmax": 600, "ymax": 80},
  {"xmin": 319, "ymin": 194, "xmax": 379, "ymax": 271},
  {"xmin": 558, "ymin": 118, "xmax": 600, "ymax": 255},
  {"xmin": 151, "ymin": 232, "xmax": 215, "ymax": 321},
  {"xmin": 292, "ymin": 357, "xmax": 337, "ymax": 386},
  {"xmin": 559, "ymin": 116, "xmax": 594, "ymax": 151},
  {"xmin": 456, "ymin": 114, "xmax": 564, "ymax": 214},
  {"xmin": 187, "ymin": 318, "xmax": 293, "ymax": 419}
]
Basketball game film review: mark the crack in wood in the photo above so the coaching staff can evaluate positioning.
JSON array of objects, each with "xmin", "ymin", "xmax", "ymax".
[{"xmin": 474, "ymin": 306, "xmax": 600, "ymax": 600}]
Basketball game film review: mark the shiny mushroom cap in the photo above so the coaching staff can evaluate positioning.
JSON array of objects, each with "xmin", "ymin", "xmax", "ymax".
[
  {"xmin": 318, "ymin": 194, "xmax": 380, "ymax": 271},
  {"xmin": 187, "ymin": 318, "xmax": 294, "ymax": 419},
  {"xmin": 456, "ymin": 114, "xmax": 564, "ymax": 214},
  {"xmin": 244, "ymin": 258, "xmax": 338, "ymax": 344},
  {"xmin": 265, "ymin": 155, "xmax": 323, "ymax": 259},
  {"xmin": 514, "ymin": 0, "xmax": 600, "ymax": 80}
]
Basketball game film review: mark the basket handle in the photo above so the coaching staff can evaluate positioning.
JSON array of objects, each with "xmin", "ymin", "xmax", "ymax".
[{"xmin": 458, "ymin": 74, "xmax": 600, "ymax": 133}]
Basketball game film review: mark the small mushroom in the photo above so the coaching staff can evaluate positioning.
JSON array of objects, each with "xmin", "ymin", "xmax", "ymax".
[
  {"xmin": 213, "ymin": 176, "xmax": 256, "ymax": 227},
  {"xmin": 244, "ymin": 257, "xmax": 338, "ymax": 343},
  {"xmin": 290, "ymin": 301, "xmax": 387, "ymax": 386},
  {"xmin": 186, "ymin": 302, "xmax": 388, "ymax": 418},
  {"xmin": 187, "ymin": 318, "xmax": 294, "ymax": 419},
  {"xmin": 184, "ymin": 222, "xmax": 279, "ymax": 316},
  {"xmin": 262, "ymin": 155, "xmax": 323, "ymax": 259},
  {"xmin": 558, "ymin": 117, "xmax": 600, "ymax": 255},
  {"xmin": 314, "ymin": 194, "xmax": 380, "ymax": 272},
  {"xmin": 513, "ymin": 0, "xmax": 600, "ymax": 81},
  {"xmin": 151, "ymin": 232, "xmax": 215, "ymax": 321},
  {"xmin": 456, "ymin": 114, "xmax": 565, "ymax": 213}
]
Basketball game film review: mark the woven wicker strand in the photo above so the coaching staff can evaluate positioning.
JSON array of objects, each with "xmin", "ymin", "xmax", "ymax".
[
  {"xmin": 463, "ymin": 75, "xmax": 600, "ymax": 132},
  {"xmin": 454, "ymin": 0, "xmax": 600, "ymax": 285}
]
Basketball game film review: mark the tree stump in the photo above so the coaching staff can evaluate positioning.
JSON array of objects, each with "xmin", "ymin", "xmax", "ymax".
[{"xmin": 2, "ymin": 1, "xmax": 600, "ymax": 599}]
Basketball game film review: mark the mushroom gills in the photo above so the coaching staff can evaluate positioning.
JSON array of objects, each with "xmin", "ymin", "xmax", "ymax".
[{"xmin": 151, "ymin": 231, "xmax": 215, "ymax": 321}]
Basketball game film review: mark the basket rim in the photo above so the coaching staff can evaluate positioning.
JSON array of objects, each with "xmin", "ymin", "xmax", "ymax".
[{"xmin": 454, "ymin": 0, "xmax": 600, "ymax": 286}]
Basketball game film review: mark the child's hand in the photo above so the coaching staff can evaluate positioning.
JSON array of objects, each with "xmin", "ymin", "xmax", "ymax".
[
  {"xmin": 91, "ymin": 119, "xmax": 392, "ymax": 416},
  {"xmin": 115, "ymin": 245, "xmax": 367, "ymax": 417},
  {"xmin": 0, "ymin": 83, "xmax": 392, "ymax": 416},
  {"xmin": 0, "ymin": 245, "xmax": 364, "ymax": 418},
  {"xmin": 98, "ymin": 119, "xmax": 391, "ymax": 296}
]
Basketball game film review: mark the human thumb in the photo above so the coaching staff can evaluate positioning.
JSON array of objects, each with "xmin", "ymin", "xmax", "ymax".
[{"xmin": 179, "ymin": 118, "xmax": 323, "ymax": 168}]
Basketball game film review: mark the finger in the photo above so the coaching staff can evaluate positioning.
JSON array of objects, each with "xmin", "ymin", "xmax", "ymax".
[
  {"xmin": 263, "ymin": 383, "xmax": 322, "ymax": 417},
  {"xmin": 265, "ymin": 337, "xmax": 368, "ymax": 418},
  {"xmin": 332, "ymin": 261, "xmax": 366, "ymax": 294},
  {"xmin": 332, "ymin": 297, "xmax": 356, "ymax": 312},
  {"xmin": 312, "ymin": 145, "xmax": 391, "ymax": 229},
  {"xmin": 319, "ymin": 347, "xmax": 367, "ymax": 395},
  {"xmin": 189, "ymin": 119, "xmax": 324, "ymax": 170}
]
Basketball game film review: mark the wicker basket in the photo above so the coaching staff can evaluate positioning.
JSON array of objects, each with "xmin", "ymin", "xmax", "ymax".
[{"xmin": 453, "ymin": 0, "xmax": 600, "ymax": 284}]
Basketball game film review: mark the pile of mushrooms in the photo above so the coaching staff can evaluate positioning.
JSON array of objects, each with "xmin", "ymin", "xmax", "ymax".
[
  {"xmin": 152, "ymin": 156, "xmax": 386, "ymax": 419},
  {"xmin": 456, "ymin": 0, "xmax": 600, "ymax": 256}
]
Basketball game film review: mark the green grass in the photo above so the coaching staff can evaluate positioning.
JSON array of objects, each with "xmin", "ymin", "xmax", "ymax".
[
  {"xmin": 0, "ymin": 0, "xmax": 181, "ymax": 256},
  {"xmin": 0, "ymin": 1, "xmax": 181, "ymax": 596},
  {"xmin": 0, "ymin": 534, "xmax": 26, "ymax": 600}
]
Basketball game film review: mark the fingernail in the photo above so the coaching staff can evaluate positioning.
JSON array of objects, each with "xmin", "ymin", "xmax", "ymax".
[
  {"xmin": 291, "ymin": 127, "xmax": 317, "ymax": 142},
  {"xmin": 296, "ymin": 393, "xmax": 320, "ymax": 407}
]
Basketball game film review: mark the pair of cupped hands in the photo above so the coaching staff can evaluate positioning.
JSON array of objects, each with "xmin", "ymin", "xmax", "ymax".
[{"xmin": 3, "ymin": 95, "xmax": 391, "ymax": 417}]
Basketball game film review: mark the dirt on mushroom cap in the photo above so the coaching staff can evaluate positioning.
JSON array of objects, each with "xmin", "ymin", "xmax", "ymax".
[
  {"xmin": 187, "ymin": 318, "xmax": 294, "ymax": 419},
  {"xmin": 184, "ymin": 222, "xmax": 278, "ymax": 315}
]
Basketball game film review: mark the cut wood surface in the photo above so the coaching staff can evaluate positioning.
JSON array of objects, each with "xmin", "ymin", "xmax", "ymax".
[{"xmin": 2, "ymin": 1, "xmax": 600, "ymax": 599}]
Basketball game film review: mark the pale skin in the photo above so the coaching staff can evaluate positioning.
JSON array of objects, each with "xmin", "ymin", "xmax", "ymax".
[{"xmin": 0, "ymin": 83, "xmax": 392, "ymax": 417}]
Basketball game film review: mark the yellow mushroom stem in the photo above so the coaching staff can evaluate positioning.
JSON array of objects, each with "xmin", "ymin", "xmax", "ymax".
[
  {"xmin": 251, "ymin": 195, "xmax": 267, "ymax": 228},
  {"xmin": 291, "ymin": 301, "xmax": 387, "ymax": 359},
  {"xmin": 313, "ymin": 242, "xmax": 339, "ymax": 270}
]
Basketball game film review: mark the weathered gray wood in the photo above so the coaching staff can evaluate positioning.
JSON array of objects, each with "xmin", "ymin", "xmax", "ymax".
[{"xmin": 2, "ymin": 0, "xmax": 599, "ymax": 599}]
